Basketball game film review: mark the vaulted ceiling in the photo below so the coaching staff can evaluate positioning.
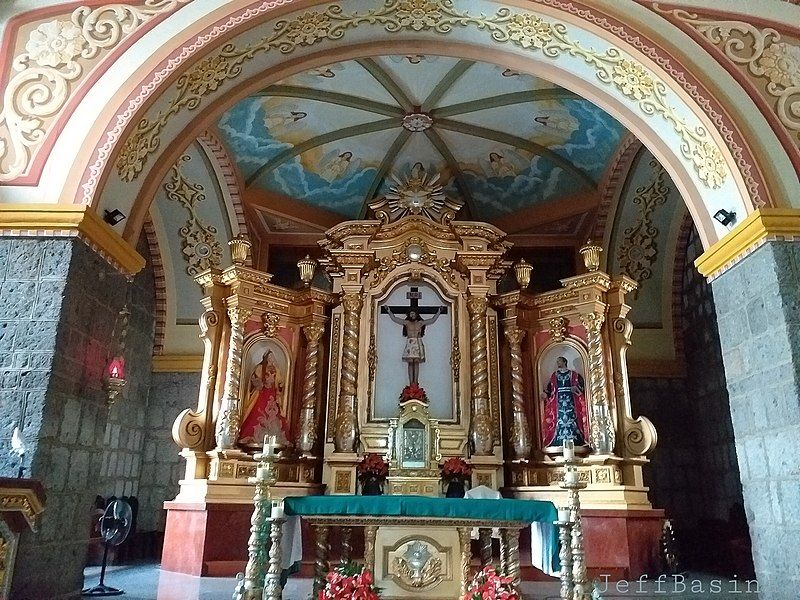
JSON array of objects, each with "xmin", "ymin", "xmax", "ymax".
[{"xmin": 218, "ymin": 54, "xmax": 627, "ymax": 227}]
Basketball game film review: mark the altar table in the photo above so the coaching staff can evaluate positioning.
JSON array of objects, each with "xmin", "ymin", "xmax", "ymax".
[{"xmin": 283, "ymin": 495, "xmax": 558, "ymax": 596}]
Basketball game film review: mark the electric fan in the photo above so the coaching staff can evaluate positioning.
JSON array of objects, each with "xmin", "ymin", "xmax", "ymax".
[{"xmin": 82, "ymin": 498, "xmax": 133, "ymax": 597}]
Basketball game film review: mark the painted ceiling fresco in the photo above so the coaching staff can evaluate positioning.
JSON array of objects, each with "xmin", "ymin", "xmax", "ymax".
[{"xmin": 219, "ymin": 55, "xmax": 627, "ymax": 220}]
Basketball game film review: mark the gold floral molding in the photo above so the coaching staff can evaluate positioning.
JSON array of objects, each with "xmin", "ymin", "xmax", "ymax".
[
  {"xmin": 0, "ymin": 0, "xmax": 190, "ymax": 181},
  {"xmin": 115, "ymin": 1, "xmax": 727, "ymax": 189},
  {"xmin": 370, "ymin": 236, "xmax": 456, "ymax": 289},
  {"xmin": 656, "ymin": 6, "xmax": 800, "ymax": 145},
  {"xmin": 164, "ymin": 153, "xmax": 223, "ymax": 276},
  {"xmin": 616, "ymin": 159, "xmax": 670, "ymax": 295}
]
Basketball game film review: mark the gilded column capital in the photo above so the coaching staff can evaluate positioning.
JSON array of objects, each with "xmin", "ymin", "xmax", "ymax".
[
  {"xmin": 341, "ymin": 291, "xmax": 364, "ymax": 314},
  {"xmin": 303, "ymin": 323, "xmax": 326, "ymax": 345},
  {"xmin": 466, "ymin": 294, "xmax": 488, "ymax": 317},
  {"xmin": 503, "ymin": 325, "xmax": 526, "ymax": 347},
  {"xmin": 227, "ymin": 305, "xmax": 253, "ymax": 327},
  {"xmin": 579, "ymin": 311, "xmax": 605, "ymax": 333}
]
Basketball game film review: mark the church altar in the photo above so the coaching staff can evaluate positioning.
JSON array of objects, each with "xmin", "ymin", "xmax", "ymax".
[
  {"xmin": 282, "ymin": 495, "xmax": 557, "ymax": 599},
  {"xmin": 162, "ymin": 163, "xmax": 663, "ymax": 581}
]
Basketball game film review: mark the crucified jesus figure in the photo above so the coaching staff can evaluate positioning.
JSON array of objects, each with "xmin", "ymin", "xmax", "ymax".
[{"xmin": 387, "ymin": 307, "xmax": 442, "ymax": 385}]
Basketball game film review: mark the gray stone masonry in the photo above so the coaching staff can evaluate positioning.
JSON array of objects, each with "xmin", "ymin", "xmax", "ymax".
[
  {"xmin": 680, "ymin": 231, "xmax": 743, "ymax": 524},
  {"xmin": 138, "ymin": 371, "xmax": 201, "ymax": 532},
  {"xmin": 0, "ymin": 237, "xmax": 154, "ymax": 600},
  {"xmin": 712, "ymin": 240, "xmax": 800, "ymax": 598},
  {"xmin": 630, "ymin": 230, "xmax": 743, "ymax": 532}
]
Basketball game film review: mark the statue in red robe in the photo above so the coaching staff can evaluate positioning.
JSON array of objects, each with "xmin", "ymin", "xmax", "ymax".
[
  {"xmin": 238, "ymin": 350, "xmax": 290, "ymax": 446},
  {"xmin": 541, "ymin": 356, "xmax": 590, "ymax": 452}
]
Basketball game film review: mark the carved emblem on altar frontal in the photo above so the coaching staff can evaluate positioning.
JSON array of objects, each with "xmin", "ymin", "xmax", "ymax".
[{"xmin": 391, "ymin": 539, "xmax": 444, "ymax": 590}]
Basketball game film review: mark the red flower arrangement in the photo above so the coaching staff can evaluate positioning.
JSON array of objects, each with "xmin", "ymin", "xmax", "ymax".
[
  {"xmin": 399, "ymin": 382, "xmax": 428, "ymax": 404},
  {"xmin": 440, "ymin": 457, "xmax": 473, "ymax": 482},
  {"xmin": 319, "ymin": 562, "xmax": 381, "ymax": 600},
  {"xmin": 357, "ymin": 453, "xmax": 389, "ymax": 479},
  {"xmin": 461, "ymin": 565, "xmax": 521, "ymax": 600}
]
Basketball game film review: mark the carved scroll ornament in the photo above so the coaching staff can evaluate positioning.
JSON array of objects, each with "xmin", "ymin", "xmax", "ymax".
[{"xmin": 0, "ymin": 0, "xmax": 189, "ymax": 181}]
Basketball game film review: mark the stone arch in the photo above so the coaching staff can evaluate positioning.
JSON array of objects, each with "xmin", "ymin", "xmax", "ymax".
[{"xmin": 26, "ymin": 0, "xmax": 796, "ymax": 256}]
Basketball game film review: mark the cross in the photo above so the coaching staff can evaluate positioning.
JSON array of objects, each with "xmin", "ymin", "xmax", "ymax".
[{"xmin": 380, "ymin": 286, "xmax": 448, "ymax": 316}]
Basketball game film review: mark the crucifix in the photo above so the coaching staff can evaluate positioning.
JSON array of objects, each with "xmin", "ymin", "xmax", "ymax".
[{"xmin": 381, "ymin": 287, "xmax": 448, "ymax": 386}]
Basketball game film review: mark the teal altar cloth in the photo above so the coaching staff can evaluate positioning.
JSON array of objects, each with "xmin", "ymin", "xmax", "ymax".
[
  {"xmin": 284, "ymin": 495, "xmax": 559, "ymax": 574},
  {"xmin": 285, "ymin": 494, "xmax": 556, "ymax": 523}
]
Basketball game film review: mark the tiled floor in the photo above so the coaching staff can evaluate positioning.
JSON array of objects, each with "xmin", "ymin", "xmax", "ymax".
[{"xmin": 83, "ymin": 563, "xmax": 759, "ymax": 599}]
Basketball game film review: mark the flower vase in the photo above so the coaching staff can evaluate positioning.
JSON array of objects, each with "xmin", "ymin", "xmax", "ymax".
[
  {"xmin": 361, "ymin": 475, "xmax": 383, "ymax": 496},
  {"xmin": 445, "ymin": 478, "xmax": 466, "ymax": 498}
]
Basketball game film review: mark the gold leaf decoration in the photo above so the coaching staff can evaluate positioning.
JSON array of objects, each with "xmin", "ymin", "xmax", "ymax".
[
  {"xmin": 0, "ymin": 0, "xmax": 189, "ymax": 181},
  {"xmin": 660, "ymin": 7, "xmax": 800, "ymax": 144},
  {"xmin": 164, "ymin": 154, "xmax": 223, "ymax": 276},
  {"xmin": 115, "ymin": 1, "xmax": 727, "ymax": 189},
  {"xmin": 616, "ymin": 159, "xmax": 670, "ymax": 295}
]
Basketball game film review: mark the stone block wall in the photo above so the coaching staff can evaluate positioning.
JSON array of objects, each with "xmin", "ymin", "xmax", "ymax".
[
  {"xmin": 712, "ymin": 241, "xmax": 800, "ymax": 597},
  {"xmin": 629, "ymin": 229, "xmax": 743, "ymax": 530},
  {"xmin": 628, "ymin": 377, "xmax": 698, "ymax": 522},
  {"xmin": 137, "ymin": 371, "xmax": 201, "ymax": 532},
  {"xmin": 0, "ymin": 237, "xmax": 155, "ymax": 599},
  {"xmin": 680, "ymin": 231, "xmax": 742, "ymax": 523}
]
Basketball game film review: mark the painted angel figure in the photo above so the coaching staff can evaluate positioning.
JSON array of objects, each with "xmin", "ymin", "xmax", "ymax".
[
  {"xmin": 481, "ymin": 148, "xmax": 526, "ymax": 178},
  {"xmin": 318, "ymin": 149, "xmax": 361, "ymax": 182}
]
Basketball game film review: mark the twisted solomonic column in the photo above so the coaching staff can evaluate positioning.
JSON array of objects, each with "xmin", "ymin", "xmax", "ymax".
[
  {"xmin": 504, "ymin": 325, "xmax": 532, "ymax": 459},
  {"xmin": 215, "ymin": 306, "xmax": 251, "ymax": 450},
  {"xmin": 467, "ymin": 295, "xmax": 494, "ymax": 455},
  {"xmin": 297, "ymin": 323, "xmax": 325, "ymax": 455},
  {"xmin": 334, "ymin": 292, "xmax": 363, "ymax": 452},
  {"xmin": 580, "ymin": 311, "xmax": 616, "ymax": 455}
]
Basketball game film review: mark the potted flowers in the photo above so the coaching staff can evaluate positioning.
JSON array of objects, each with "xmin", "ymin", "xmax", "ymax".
[
  {"xmin": 319, "ymin": 562, "xmax": 381, "ymax": 600},
  {"xmin": 440, "ymin": 457, "xmax": 473, "ymax": 498},
  {"xmin": 357, "ymin": 453, "xmax": 389, "ymax": 496},
  {"xmin": 461, "ymin": 565, "xmax": 521, "ymax": 600},
  {"xmin": 399, "ymin": 382, "xmax": 428, "ymax": 404}
]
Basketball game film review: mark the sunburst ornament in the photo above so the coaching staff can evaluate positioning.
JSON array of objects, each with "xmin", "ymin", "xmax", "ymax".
[{"xmin": 371, "ymin": 163, "xmax": 463, "ymax": 224}]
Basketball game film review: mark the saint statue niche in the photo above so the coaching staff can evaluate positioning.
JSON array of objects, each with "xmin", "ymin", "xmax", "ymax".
[
  {"xmin": 541, "ymin": 356, "xmax": 590, "ymax": 452},
  {"xmin": 239, "ymin": 349, "xmax": 290, "ymax": 446},
  {"xmin": 387, "ymin": 307, "xmax": 442, "ymax": 386}
]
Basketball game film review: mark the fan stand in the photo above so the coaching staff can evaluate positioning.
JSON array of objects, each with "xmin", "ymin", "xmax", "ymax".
[{"xmin": 82, "ymin": 542, "xmax": 123, "ymax": 597}]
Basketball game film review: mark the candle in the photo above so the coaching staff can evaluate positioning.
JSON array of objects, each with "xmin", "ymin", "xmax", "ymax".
[
  {"xmin": 256, "ymin": 465, "xmax": 269, "ymax": 480},
  {"xmin": 565, "ymin": 470, "xmax": 579, "ymax": 485},
  {"xmin": 271, "ymin": 502, "xmax": 284, "ymax": 519},
  {"xmin": 557, "ymin": 508, "xmax": 570, "ymax": 523},
  {"xmin": 562, "ymin": 440, "xmax": 575, "ymax": 461}
]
